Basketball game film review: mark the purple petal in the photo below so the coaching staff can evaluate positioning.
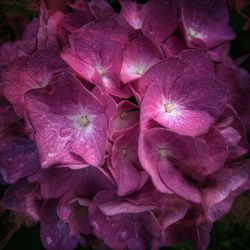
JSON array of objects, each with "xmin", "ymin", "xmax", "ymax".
[
  {"xmin": 89, "ymin": 0, "xmax": 114, "ymax": 19},
  {"xmin": 137, "ymin": 57, "xmax": 194, "ymax": 99},
  {"xmin": 109, "ymin": 101, "xmax": 139, "ymax": 141},
  {"xmin": 203, "ymin": 164, "xmax": 250, "ymax": 224},
  {"xmin": 119, "ymin": 0, "xmax": 143, "ymax": 29},
  {"xmin": 39, "ymin": 200, "xmax": 79, "ymax": 250},
  {"xmin": 178, "ymin": 49, "xmax": 215, "ymax": 77},
  {"xmin": 139, "ymin": 128, "xmax": 201, "ymax": 202},
  {"xmin": 180, "ymin": 0, "xmax": 235, "ymax": 48},
  {"xmin": 89, "ymin": 191, "xmax": 151, "ymax": 250},
  {"xmin": 216, "ymin": 107, "xmax": 248, "ymax": 160},
  {"xmin": 25, "ymin": 73, "xmax": 108, "ymax": 167},
  {"xmin": 162, "ymin": 36, "xmax": 187, "ymax": 57},
  {"xmin": 142, "ymin": 0, "xmax": 178, "ymax": 43},
  {"xmin": 0, "ymin": 136, "xmax": 40, "ymax": 184},
  {"xmin": 28, "ymin": 165, "xmax": 115, "ymax": 199},
  {"xmin": 121, "ymin": 36, "xmax": 163, "ymax": 83},
  {"xmin": 141, "ymin": 74, "xmax": 227, "ymax": 136},
  {"xmin": 110, "ymin": 125, "xmax": 147, "ymax": 195},
  {"xmin": 2, "ymin": 49, "xmax": 67, "ymax": 117},
  {"xmin": 57, "ymin": 194, "xmax": 91, "ymax": 236}
]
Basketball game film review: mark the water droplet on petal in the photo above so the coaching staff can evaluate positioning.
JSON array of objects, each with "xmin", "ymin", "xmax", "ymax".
[
  {"xmin": 117, "ymin": 231, "xmax": 127, "ymax": 240},
  {"xmin": 46, "ymin": 236, "xmax": 53, "ymax": 245},
  {"xmin": 91, "ymin": 221, "xmax": 99, "ymax": 230}
]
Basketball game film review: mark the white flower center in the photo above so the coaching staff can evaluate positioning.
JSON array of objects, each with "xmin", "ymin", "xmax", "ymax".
[
  {"xmin": 78, "ymin": 115, "xmax": 90, "ymax": 128},
  {"xmin": 135, "ymin": 67, "xmax": 144, "ymax": 75},
  {"xmin": 97, "ymin": 67, "xmax": 106, "ymax": 77},
  {"xmin": 188, "ymin": 28, "xmax": 205, "ymax": 39},
  {"xmin": 164, "ymin": 103, "xmax": 175, "ymax": 113},
  {"xmin": 158, "ymin": 147, "xmax": 168, "ymax": 158}
]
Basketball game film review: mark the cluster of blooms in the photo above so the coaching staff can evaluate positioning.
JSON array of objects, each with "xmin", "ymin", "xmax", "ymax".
[{"xmin": 0, "ymin": 0, "xmax": 250, "ymax": 249}]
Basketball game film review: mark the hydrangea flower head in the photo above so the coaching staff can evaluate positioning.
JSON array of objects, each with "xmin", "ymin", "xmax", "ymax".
[{"xmin": 0, "ymin": 1, "xmax": 249, "ymax": 250}]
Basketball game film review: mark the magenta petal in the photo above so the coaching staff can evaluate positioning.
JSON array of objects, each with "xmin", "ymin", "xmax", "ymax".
[
  {"xmin": 164, "ymin": 218, "xmax": 212, "ymax": 250},
  {"xmin": 142, "ymin": 0, "xmax": 178, "ymax": 44},
  {"xmin": 180, "ymin": 0, "xmax": 235, "ymax": 49},
  {"xmin": 92, "ymin": 86, "xmax": 117, "ymax": 122},
  {"xmin": 137, "ymin": 58, "xmax": 194, "ymax": 99},
  {"xmin": 99, "ymin": 198, "xmax": 156, "ymax": 216},
  {"xmin": 110, "ymin": 125, "xmax": 147, "ymax": 196},
  {"xmin": 57, "ymin": 194, "xmax": 91, "ymax": 236},
  {"xmin": 28, "ymin": 165, "xmax": 114, "ymax": 200},
  {"xmin": 162, "ymin": 36, "xmax": 187, "ymax": 57},
  {"xmin": 61, "ymin": 10, "xmax": 94, "ymax": 33},
  {"xmin": 203, "ymin": 163, "xmax": 250, "ymax": 209},
  {"xmin": 61, "ymin": 26, "xmax": 133, "ymax": 97},
  {"xmin": 109, "ymin": 100, "xmax": 139, "ymax": 141},
  {"xmin": 2, "ymin": 49, "xmax": 67, "ymax": 117},
  {"xmin": 217, "ymin": 107, "xmax": 248, "ymax": 160},
  {"xmin": 37, "ymin": 1, "xmax": 64, "ymax": 49},
  {"xmin": 2, "ymin": 57, "xmax": 37, "ymax": 116},
  {"xmin": 194, "ymin": 128, "xmax": 227, "ymax": 176},
  {"xmin": 0, "ymin": 40, "xmax": 35, "ymax": 66},
  {"xmin": 141, "ymin": 74, "xmax": 227, "ymax": 136},
  {"xmin": 204, "ymin": 196, "xmax": 236, "ymax": 224},
  {"xmin": 203, "ymin": 161, "xmax": 250, "ymax": 222},
  {"xmin": 77, "ymin": 16, "xmax": 132, "ymax": 44},
  {"xmin": 139, "ymin": 127, "xmax": 226, "ymax": 181},
  {"xmin": 178, "ymin": 49, "xmax": 215, "ymax": 77},
  {"xmin": 121, "ymin": 36, "xmax": 162, "ymax": 83},
  {"xmin": 89, "ymin": 0, "xmax": 114, "ymax": 19},
  {"xmin": 39, "ymin": 200, "xmax": 79, "ymax": 250},
  {"xmin": 139, "ymin": 128, "xmax": 201, "ymax": 203},
  {"xmin": 2, "ymin": 179, "xmax": 37, "ymax": 215},
  {"xmin": 69, "ymin": 0, "xmax": 89, "ymax": 11},
  {"xmin": 0, "ymin": 136, "xmax": 40, "ymax": 184},
  {"xmin": 138, "ymin": 134, "xmax": 173, "ymax": 194},
  {"xmin": 89, "ymin": 191, "xmax": 150, "ymax": 250},
  {"xmin": 119, "ymin": 0, "xmax": 143, "ymax": 29},
  {"xmin": 151, "ymin": 194, "xmax": 189, "ymax": 232},
  {"xmin": 26, "ymin": 49, "xmax": 68, "ymax": 84},
  {"xmin": 209, "ymin": 42, "xmax": 230, "ymax": 62},
  {"xmin": 216, "ymin": 63, "xmax": 248, "ymax": 113},
  {"xmin": 22, "ymin": 17, "xmax": 39, "ymax": 40},
  {"xmin": 25, "ymin": 73, "xmax": 108, "ymax": 167}
]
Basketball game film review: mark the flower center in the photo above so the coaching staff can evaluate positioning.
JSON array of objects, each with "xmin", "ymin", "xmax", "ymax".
[
  {"xmin": 121, "ymin": 148, "xmax": 128, "ymax": 157},
  {"xmin": 97, "ymin": 67, "xmax": 106, "ymax": 77},
  {"xmin": 136, "ymin": 68, "xmax": 144, "ymax": 75},
  {"xmin": 164, "ymin": 103, "xmax": 175, "ymax": 113},
  {"xmin": 158, "ymin": 147, "xmax": 168, "ymax": 158},
  {"xmin": 120, "ymin": 111, "xmax": 129, "ymax": 119},
  {"xmin": 188, "ymin": 28, "xmax": 204, "ymax": 39},
  {"xmin": 78, "ymin": 115, "xmax": 90, "ymax": 128},
  {"xmin": 188, "ymin": 28, "xmax": 197, "ymax": 38}
]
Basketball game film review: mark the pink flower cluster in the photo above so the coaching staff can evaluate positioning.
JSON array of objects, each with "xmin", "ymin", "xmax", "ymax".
[{"xmin": 0, "ymin": 0, "xmax": 250, "ymax": 249}]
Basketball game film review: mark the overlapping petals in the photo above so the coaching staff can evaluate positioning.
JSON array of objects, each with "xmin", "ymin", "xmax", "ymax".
[{"xmin": 0, "ymin": 1, "xmax": 249, "ymax": 250}]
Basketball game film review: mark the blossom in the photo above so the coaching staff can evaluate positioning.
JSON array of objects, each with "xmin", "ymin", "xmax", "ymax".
[{"xmin": 0, "ymin": 0, "xmax": 249, "ymax": 250}]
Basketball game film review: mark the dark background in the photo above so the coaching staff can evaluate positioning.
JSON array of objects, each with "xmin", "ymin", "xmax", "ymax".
[{"xmin": 0, "ymin": 0, "xmax": 250, "ymax": 249}]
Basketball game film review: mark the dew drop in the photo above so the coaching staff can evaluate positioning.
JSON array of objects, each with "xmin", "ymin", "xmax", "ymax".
[
  {"xmin": 91, "ymin": 221, "xmax": 99, "ymax": 230},
  {"xmin": 117, "ymin": 231, "xmax": 127, "ymax": 240},
  {"xmin": 46, "ymin": 236, "xmax": 52, "ymax": 245}
]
